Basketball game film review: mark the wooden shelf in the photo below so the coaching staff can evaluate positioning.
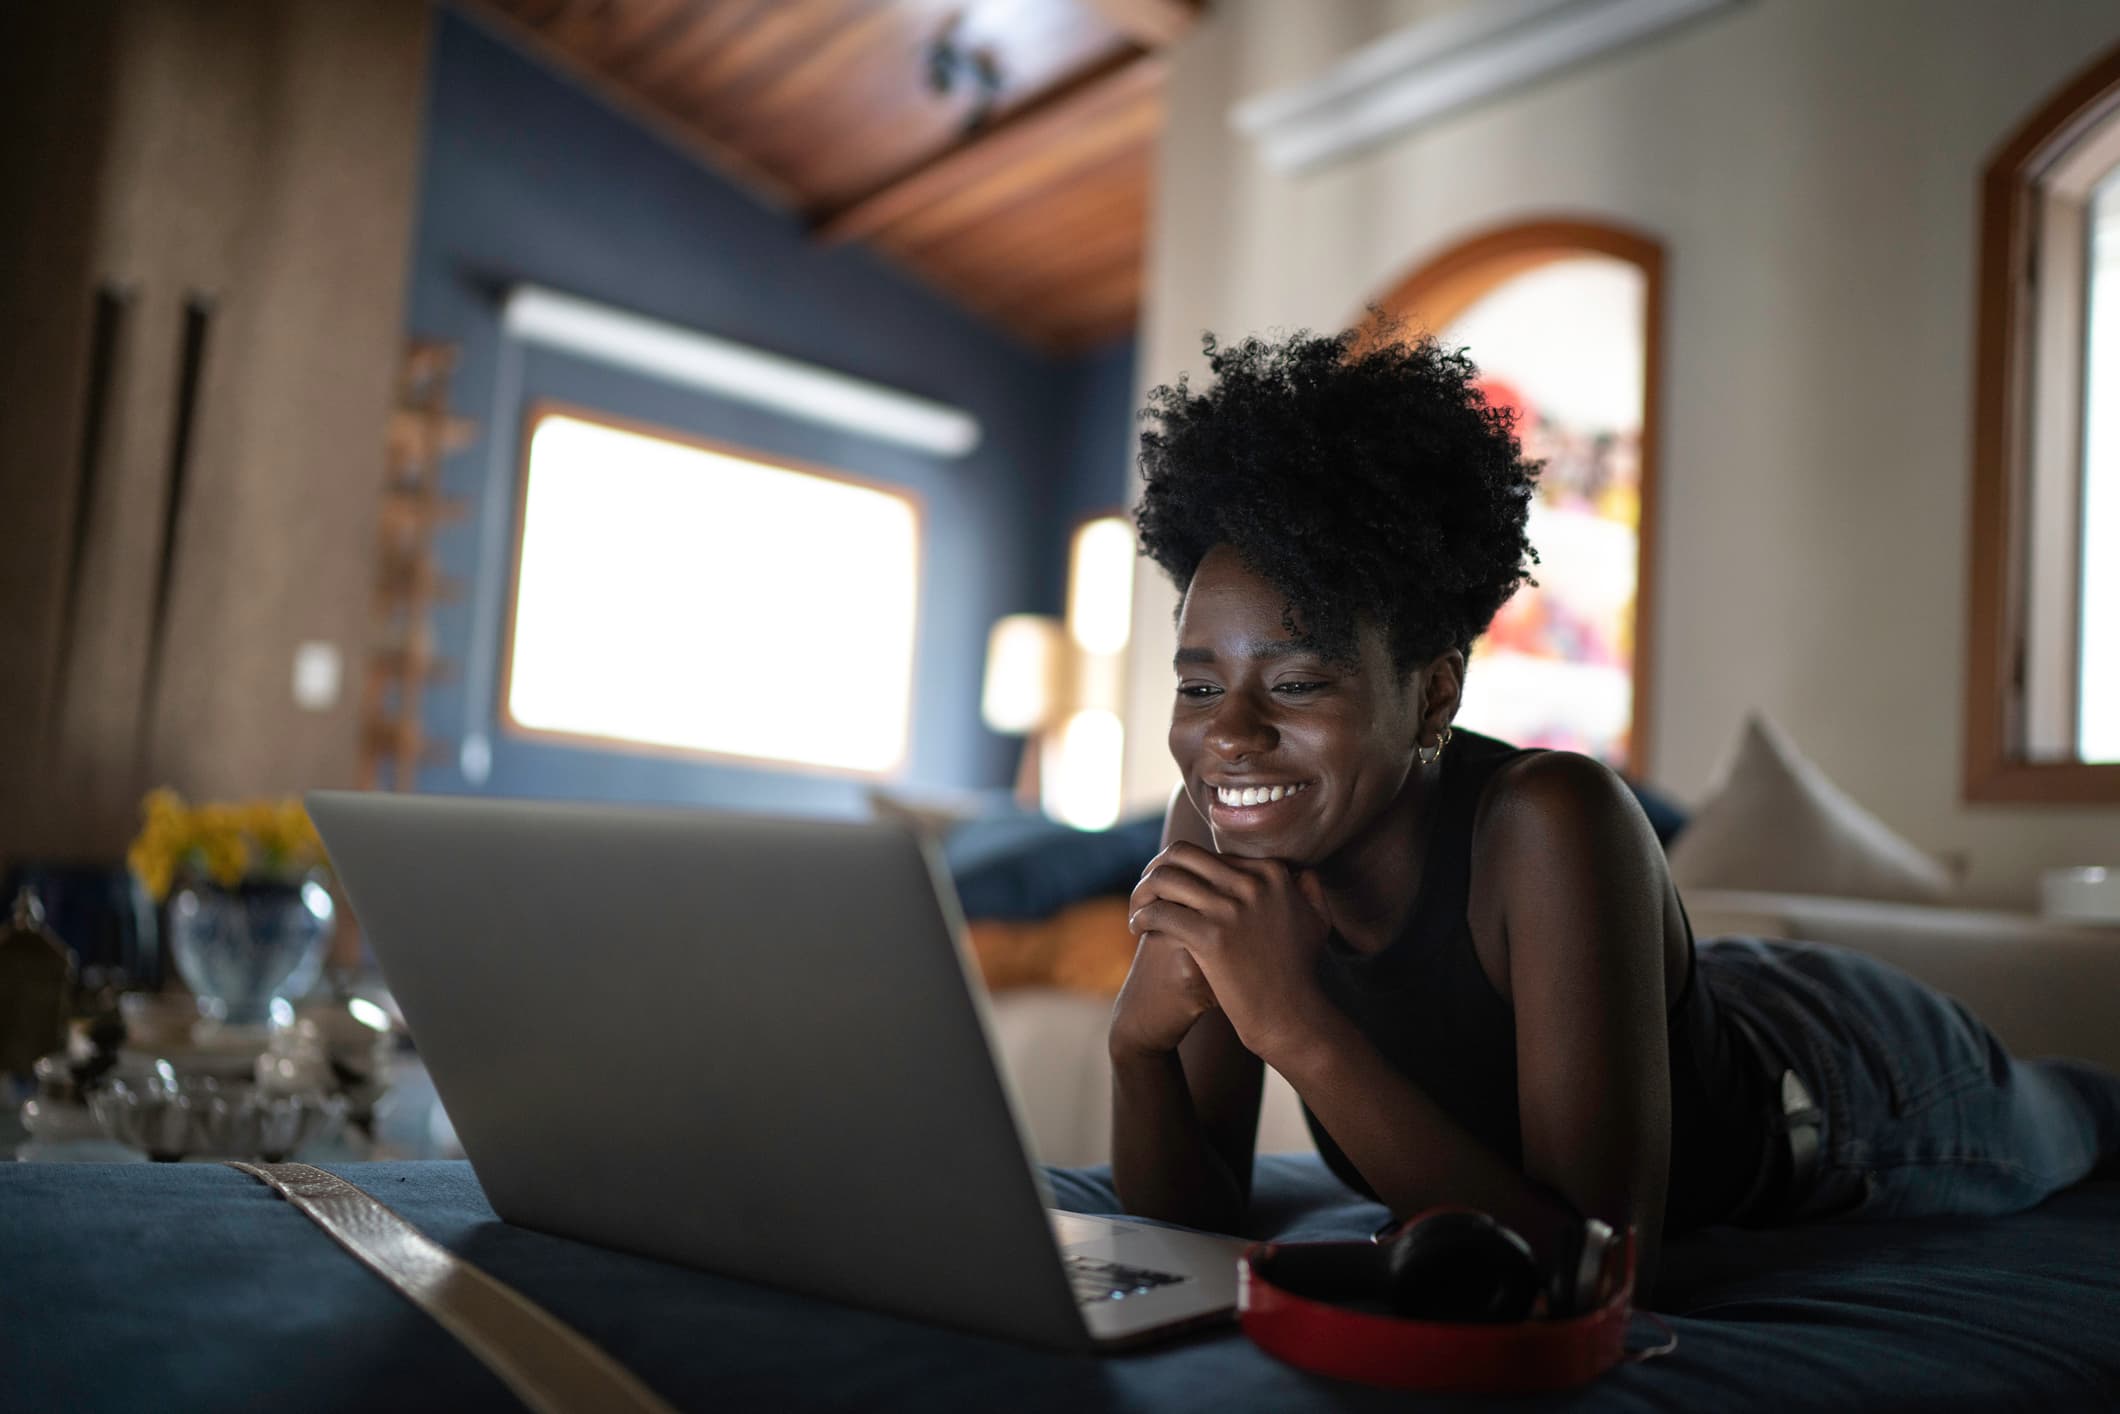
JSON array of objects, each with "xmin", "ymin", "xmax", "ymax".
[
  {"xmin": 361, "ymin": 337, "xmax": 472, "ymax": 792},
  {"xmin": 358, "ymin": 718, "xmax": 451, "ymax": 765},
  {"xmin": 385, "ymin": 408, "xmax": 476, "ymax": 467},
  {"xmin": 398, "ymin": 339, "xmax": 459, "ymax": 393},
  {"xmin": 372, "ymin": 556, "xmax": 463, "ymax": 606},
  {"xmin": 378, "ymin": 488, "xmax": 470, "ymax": 536}
]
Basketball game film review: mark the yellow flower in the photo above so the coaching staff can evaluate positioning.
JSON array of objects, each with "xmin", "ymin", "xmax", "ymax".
[
  {"xmin": 194, "ymin": 802, "xmax": 241, "ymax": 838},
  {"xmin": 240, "ymin": 801, "xmax": 280, "ymax": 850},
  {"xmin": 128, "ymin": 789, "xmax": 329, "ymax": 896},
  {"xmin": 143, "ymin": 788, "xmax": 186, "ymax": 831},
  {"xmin": 275, "ymin": 798, "xmax": 322, "ymax": 865},
  {"xmin": 128, "ymin": 841, "xmax": 174, "ymax": 905},
  {"xmin": 199, "ymin": 831, "xmax": 250, "ymax": 889},
  {"xmin": 130, "ymin": 787, "xmax": 194, "ymax": 902}
]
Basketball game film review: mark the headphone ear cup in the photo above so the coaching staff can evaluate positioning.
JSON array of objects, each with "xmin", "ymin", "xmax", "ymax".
[
  {"xmin": 1544, "ymin": 1218, "xmax": 1585, "ymax": 1317},
  {"xmin": 1380, "ymin": 1210, "xmax": 1543, "ymax": 1322},
  {"xmin": 1545, "ymin": 1218, "xmax": 1619, "ymax": 1318},
  {"xmin": 1256, "ymin": 1240, "xmax": 1393, "ymax": 1306}
]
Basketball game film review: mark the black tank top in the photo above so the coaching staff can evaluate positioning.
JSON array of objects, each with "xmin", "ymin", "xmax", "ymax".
[{"xmin": 1299, "ymin": 728, "xmax": 1767, "ymax": 1234}]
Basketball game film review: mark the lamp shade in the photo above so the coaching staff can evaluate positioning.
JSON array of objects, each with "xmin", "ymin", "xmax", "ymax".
[{"xmin": 981, "ymin": 614, "xmax": 1070, "ymax": 734}]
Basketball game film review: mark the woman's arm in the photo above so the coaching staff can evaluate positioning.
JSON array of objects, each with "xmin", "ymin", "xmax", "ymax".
[
  {"xmin": 1484, "ymin": 750, "xmax": 1673, "ymax": 1290},
  {"xmin": 1273, "ymin": 1014, "xmax": 1585, "ymax": 1259},
  {"xmin": 1178, "ymin": 753, "xmax": 1673, "ymax": 1285},
  {"xmin": 1108, "ymin": 786, "xmax": 1265, "ymax": 1233}
]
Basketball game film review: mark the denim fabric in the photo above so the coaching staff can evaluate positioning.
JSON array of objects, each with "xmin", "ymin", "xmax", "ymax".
[{"xmin": 1699, "ymin": 936, "xmax": 2120, "ymax": 1222}]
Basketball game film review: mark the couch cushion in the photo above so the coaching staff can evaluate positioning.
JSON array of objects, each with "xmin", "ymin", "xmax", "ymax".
[
  {"xmin": 948, "ymin": 814, "xmax": 1165, "ymax": 923},
  {"xmin": 966, "ymin": 899, "xmax": 1136, "ymax": 998},
  {"xmin": 1667, "ymin": 714, "xmax": 1954, "ymax": 904},
  {"xmin": 1682, "ymin": 887, "xmax": 2120, "ymax": 1070}
]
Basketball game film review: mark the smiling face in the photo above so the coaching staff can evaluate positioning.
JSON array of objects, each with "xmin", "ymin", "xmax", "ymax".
[{"xmin": 1169, "ymin": 545, "xmax": 1457, "ymax": 864}]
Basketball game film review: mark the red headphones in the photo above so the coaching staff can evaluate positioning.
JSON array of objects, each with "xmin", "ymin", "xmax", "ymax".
[{"xmin": 1239, "ymin": 1207, "xmax": 1651, "ymax": 1392}]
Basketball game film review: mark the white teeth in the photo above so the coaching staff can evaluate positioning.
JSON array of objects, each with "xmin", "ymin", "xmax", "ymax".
[{"xmin": 1215, "ymin": 782, "xmax": 1308, "ymax": 807}]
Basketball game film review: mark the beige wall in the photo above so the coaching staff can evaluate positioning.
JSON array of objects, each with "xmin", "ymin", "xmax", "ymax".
[
  {"xmin": 0, "ymin": 1, "xmax": 430, "ymax": 864},
  {"xmin": 1122, "ymin": 0, "xmax": 2120, "ymax": 907}
]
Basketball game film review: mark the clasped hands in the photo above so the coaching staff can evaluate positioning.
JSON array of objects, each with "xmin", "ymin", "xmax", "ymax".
[{"xmin": 1114, "ymin": 840, "xmax": 1337, "ymax": 1069}]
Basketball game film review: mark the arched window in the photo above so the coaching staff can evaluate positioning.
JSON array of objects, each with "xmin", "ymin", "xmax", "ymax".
[
  {"xmin": 1966, "ymin": 43, "xmax": 2120, "ymax": 802},
  {"xmin": 1373, "ymin": 219, "xmax": 1664, "ymax": 776}
]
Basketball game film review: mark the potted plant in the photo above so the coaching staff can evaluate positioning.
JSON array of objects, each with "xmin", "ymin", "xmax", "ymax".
[{"xmin": 127, "ymin": 791, "xmax": 335, "ymax": 1030}]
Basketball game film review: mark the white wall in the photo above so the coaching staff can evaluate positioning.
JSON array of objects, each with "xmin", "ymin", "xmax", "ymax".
[{"xmin": 1122, "ymin": 0, "xmax": 2120, "ymax": 907}]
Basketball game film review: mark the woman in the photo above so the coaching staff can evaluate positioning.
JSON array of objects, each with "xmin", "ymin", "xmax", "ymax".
[{"xmin": 1106, "ymin": 325, "xmax": 2120, "ymax": 1294}]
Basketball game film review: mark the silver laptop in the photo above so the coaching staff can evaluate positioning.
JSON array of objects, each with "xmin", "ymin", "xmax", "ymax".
[{"xmin": 306, "ymin": 791, "xmax": 1248, "ymax": 1351}]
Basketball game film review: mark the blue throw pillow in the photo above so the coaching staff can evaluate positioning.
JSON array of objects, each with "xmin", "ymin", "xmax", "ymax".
[
  {"xmin": 946, "ymin": 813, "xmax": 1164, "ymax": 923},
  {"xmin": 1623, "ymin": 777, "xmax": 1690, "ymax": 848}
]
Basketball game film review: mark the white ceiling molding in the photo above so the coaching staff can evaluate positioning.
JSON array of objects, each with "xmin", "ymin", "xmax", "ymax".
[
  {"xmin": 501, "ymin": 285, "xmax": 983, "ymax": 458},
  {"xmin": 1231, "ymin": 0, "xmax": 1743, "ymax": 174}
]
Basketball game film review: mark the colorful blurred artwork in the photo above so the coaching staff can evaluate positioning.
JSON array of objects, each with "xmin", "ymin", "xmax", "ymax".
[{"xmin": 1442, "ymin": 256, "xmax": 1647, "ymax": 769}]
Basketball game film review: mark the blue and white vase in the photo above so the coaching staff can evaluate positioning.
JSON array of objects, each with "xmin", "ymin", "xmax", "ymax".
[{"xmin": 167, "ymin": 876, "xmax": 334, "ymax": 1027}]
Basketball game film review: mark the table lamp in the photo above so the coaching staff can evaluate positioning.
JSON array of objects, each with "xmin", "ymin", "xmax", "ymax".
[{"xmin": 981, "ymin": 614, "xmax": 1071, "ymax": 807}]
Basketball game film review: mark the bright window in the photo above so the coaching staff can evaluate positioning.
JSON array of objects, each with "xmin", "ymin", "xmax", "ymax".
[
  {"xmin": 1442, "ymin": 256, "xmax": 1647, "ymax": 767},
  {"xmin": 504, "ymin": 411, "xmax": 920, "ymax": 774},
  {"xmin": 2020, "ymin": 112, "xmax": 2120, "ymax": 765},
  {"xmin": 1380, "ymin": 223, "xmax": 1662, "ymax": 774},
  {"xmin": 2076, "ymin": 174, "xmax": 2120, "ymax": 762},
  {"xmin": 1966, "ymin": 45, "xmax": 2120, "ymax": 800}
]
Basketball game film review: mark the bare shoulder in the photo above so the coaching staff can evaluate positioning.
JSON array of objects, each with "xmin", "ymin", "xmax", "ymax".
[
  {"xmin": 1475, "ymin": 748, "xmax": 1660, "ymax": 864},
  {"xmin": 1470, "ymin": 747, "xmax": 1687, "ymax": 1002}
]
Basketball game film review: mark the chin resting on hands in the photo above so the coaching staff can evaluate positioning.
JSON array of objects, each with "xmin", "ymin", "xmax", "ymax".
[{"xmin": 1123, "ymin": 840, "xmax": 1337, "ymax": 1068}]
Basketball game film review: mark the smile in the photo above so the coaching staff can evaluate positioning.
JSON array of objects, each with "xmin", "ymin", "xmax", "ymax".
[{"xmin": 1213, "ymin": 781, "xmax": 1311, "ymax": 807}]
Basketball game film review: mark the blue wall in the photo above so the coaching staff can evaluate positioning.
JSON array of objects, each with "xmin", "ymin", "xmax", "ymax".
[
  {"xmin": 402, "ymin": 10, "xmax": 1138, "ymax": 817},
  {"xmin": 1058, "ymin": 340, "xmax": 1141, "ymax": 531}
]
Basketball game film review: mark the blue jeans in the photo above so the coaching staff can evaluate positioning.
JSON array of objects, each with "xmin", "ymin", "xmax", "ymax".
[{"xmin": 1699, "ymin": 937, "xmax": 2120, "ymax": 1222}]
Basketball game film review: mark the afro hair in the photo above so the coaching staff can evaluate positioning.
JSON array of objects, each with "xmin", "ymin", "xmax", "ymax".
[{"xmin": 1134, "ymin": 320, "xmax": 1540, "ymax": 674}]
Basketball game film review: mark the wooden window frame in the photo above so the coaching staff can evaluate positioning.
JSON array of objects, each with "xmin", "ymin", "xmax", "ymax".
[
  {"xmin": 1964, "ymin": 43, "xmax": 2120, "ymax": 804},
  {"xmin": 1370, "ymin": 217, "xmax": 1667, "ymax": 779},
  {"xmin": 498, "ymin": 401, "xmax": 926, "ymax": 781}
]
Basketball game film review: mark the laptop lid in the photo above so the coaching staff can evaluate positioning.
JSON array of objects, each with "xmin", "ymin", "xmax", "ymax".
[{"xmin": 307, "ymin": 791, "xmax": 1092, "ymax": 1351}]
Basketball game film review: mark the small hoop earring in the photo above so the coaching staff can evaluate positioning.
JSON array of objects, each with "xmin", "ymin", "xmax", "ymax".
[{"xmin": 1417, "ymin": 726, "xmax": 1453, "ymax": 767}]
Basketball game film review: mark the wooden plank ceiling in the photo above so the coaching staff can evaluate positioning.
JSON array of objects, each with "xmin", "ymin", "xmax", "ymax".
[{"xmin": 456, "ymin": 0, "xmax": 1202, "ymax": 352}]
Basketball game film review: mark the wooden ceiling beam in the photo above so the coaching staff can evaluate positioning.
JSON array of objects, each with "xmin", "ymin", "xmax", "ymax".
[
  {"xmin": 829, "ymin": 80, "xmax": 1159, "ymax": 252},
  {"xmin": 888, "ymin": 141, "xmax": 1149, "ymax": 263},
  {"xmin": 450, "ymin": 0, "xmax": 802, "ymax": 211},
  {"xmin": 1029, "ymin": 287, "xmax": 1149, "ymax": 350},
  {"xmin": 987, "ymin": 249, "xmax": 1142, "ymax": 323},
  {"xmin": 536, "ymin": 0, "xmax": 669, "ymax": 63},
  {"xmin": 606, "ymin": 0, "xmax": 762, "ymax": 93},
  {"xmin": 1084, "ymin": 0, "xmax": 1202, "ymax": 49},
  {"xmin": 922, "ymin": 208, "xmax": 1143, "ymax": 311},
  {"xmin": 815, "ymin": 49, "xmax": 1164, "ymax": 246},
  {"xmin": 1026, "ymin": 279, "xmax": 1144, "ymax": 343},
  {"xmin": 645, "ymin": 2, "xmax": 849, "ymax": 119},
  {"xmin": 894, "ymin": 135, "xmax": 1153, "ymax": 249},
  {"xmin": 584, "ymin": 0, "xmax": 702, "ymax": 68},
  {"xmin": 908, "ymin": 242, "xmax": 1140, "ymax": 351},
  {"xmin": 706, "ymin": 4, "xmax": 929, "ymax": 150},
  {"xmin": 1039, "ymin": 302, "xmax": 1144, "ymax": 351}
]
